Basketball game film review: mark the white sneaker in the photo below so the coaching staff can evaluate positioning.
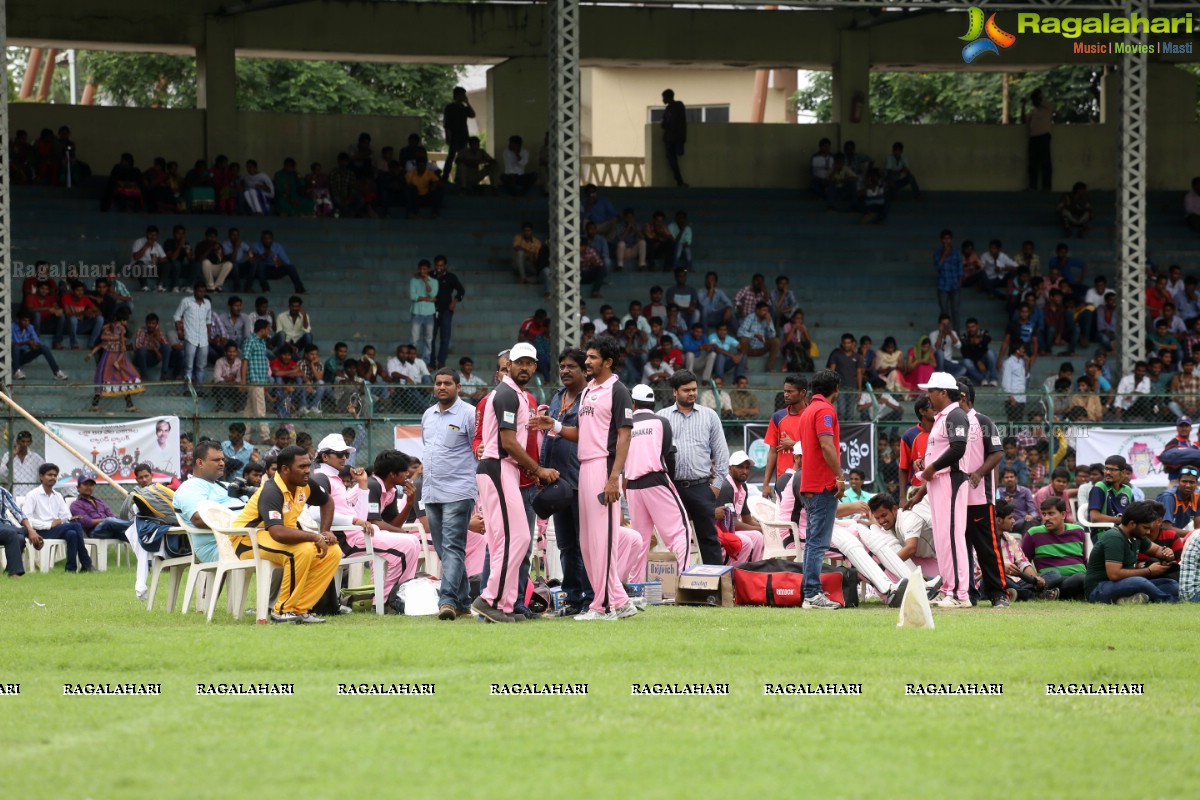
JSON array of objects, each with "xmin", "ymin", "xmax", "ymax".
[
  {"xmin": 613, "ymin": 601, "xmax": 638, "ymax": 619},
  {"xmin": 802, "ymin": 593, "xmax": 841, "ymax": 610},
  {"xmin": 630, "ymin": 596, "xmax": 648, "ymax": 611},
  {"xmin": 54, "ymin": 371, "xmax": 69, "ymax": 381},
  {"xmin": 574, "ymin": 610, "xmax": 607, "ymax": 621},
  {"xmin": 156, "ymin": 286, "xmax": 167, "ymax": 293},
  {"xmin": 924, "ymin": 575, "xmax": 944, "ymax": 592},
  {"xmin": 932, "ymin": 595, "xmax": 972, "ymax": 609},
  {"xmin": 14, "ymin": 369, "xmax": 26, "ymax": 380}
]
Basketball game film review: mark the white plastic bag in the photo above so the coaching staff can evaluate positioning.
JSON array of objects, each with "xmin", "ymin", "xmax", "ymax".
[
  {"xmin": 896, "ymin": 567, "xmax": 935, "ymax": 629},
  {"xmin": 398, "ymin": 577, "xmax": 441, "ymax": 616}
]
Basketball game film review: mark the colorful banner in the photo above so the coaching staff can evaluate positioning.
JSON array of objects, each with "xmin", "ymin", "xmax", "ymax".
[
  {"xmin": 743, "ymin": 422, "xmax": 875, "ymax": 483},
  {"xmin": 44, "ymin": 417, "xmax": 181, "ymax": 486},
  {"xmin": 393, "ymin": 424, "xmax": 424, "ymax": 461},
  {"xmin": 1075, "ymin": 426, "xmax": 1176, "ymax": 485}
]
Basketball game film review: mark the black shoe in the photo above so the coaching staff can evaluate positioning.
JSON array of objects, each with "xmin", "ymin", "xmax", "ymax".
[
  {"xmin": 78, "ymin": 563, "xmax": 95, "ymax": 573},
  {"xmin": 512, "ymin": 605, "xmax": 535, "ymax": 620},
  {"xmin": 471, "ymin": 596, "xmax": 514, "ymax": 623},
  {"xmin": 887, "ymin": 578, "xmax": 910, "ymax": 608},
  {"xmin": 560, "ymin": 602, "xmax": 584, "ymax": 617},
  {"xmin": 991, "ymin": 595, "xmax": 1012, "ymax": 609}
]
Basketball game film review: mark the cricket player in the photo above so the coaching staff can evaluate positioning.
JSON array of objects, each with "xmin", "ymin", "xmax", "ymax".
[
  {"xmin": 473, "ymin": 342, "xmax": 559, "ymax": 623},
  {"xmin": 716, "ymin": 450, "xmax": 765, "ymax": 566},
  {"xmin": 532, "ymin": 335, "xmax": 635, "ymax": 620},
  {"xmin": 957, "ymin": 380, "xmax": 1009, "ymax": 607},
  {"xmin": 624, "ymin": 383, "xmax": 691, "ymax": 575},
  {"xmin": 917, "ymin": 372, "xmax": 973, "ymax": 608}
]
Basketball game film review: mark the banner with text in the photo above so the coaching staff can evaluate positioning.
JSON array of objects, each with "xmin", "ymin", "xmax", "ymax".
[
  {"xmin": 744, "ymin": 422, "xmax": 874, "ymax": 483},
  {"xmin": 1076, "ymin": 426, "xmax": 1175, "ymax": 486},
  {"xmin": 45, "ymin": 417, "xmax": 181, "ymax": 486}
]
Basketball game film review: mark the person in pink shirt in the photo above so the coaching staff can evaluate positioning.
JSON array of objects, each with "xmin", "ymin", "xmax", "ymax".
[
  {"xmin": 956, "ymin": 381, "xmax": 1009, "ymax": 607},
  {"xmin": 1032, "ymin": 467, "xmax": 1076, "ymax": 524},
  {"xmin": 473, "ymin": 343, "xmax": 558, "ymax": 623},
  {"xmin": 623, "ymin": 383, "xmax": 691, "ymax": 576},
  {"xmin": 531, "ymin": 335, "xmax": 635, "ymax": 620},
  {"xmin": 715, "ymin": 451, "xmax": 765, "ymax": 565}
]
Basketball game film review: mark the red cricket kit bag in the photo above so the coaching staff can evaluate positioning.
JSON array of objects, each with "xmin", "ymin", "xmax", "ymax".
[{"xmin": 733, "ymin": 558, "xmax": 858, "ymax": 608}]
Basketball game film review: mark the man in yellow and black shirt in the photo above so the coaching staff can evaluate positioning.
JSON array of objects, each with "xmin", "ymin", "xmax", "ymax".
[{"xmin": 233, "ymin": 445, "xmax": 341, "ymax": 623}]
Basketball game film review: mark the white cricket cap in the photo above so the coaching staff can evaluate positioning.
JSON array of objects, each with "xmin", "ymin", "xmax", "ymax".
[
  {"xmin": 509, "ymin": 343, "xmax": 538, "ymax": 362},
  {"xmin": 917, "ymin": 372, "xmax": 959, "ymax": 391},
  {"xmin": 729, "ymin": 450, "xmax": 752, "ymax": 467},
  {"xmin": 317, "ymin": 433, "xmax": 355, "ymax": 454},
  {"xmin": 631, "ymin": 384, "xmax": 656, "ymax": 403}
]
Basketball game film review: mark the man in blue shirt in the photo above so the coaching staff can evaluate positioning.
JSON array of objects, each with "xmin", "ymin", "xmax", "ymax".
[
  {"xmin": 737, "ymin": 302, "xmax": 781, "ymax": 373},
  {"xmin": 681, "ymin": 322, "xmax": 715, "ymax": 380},
  {"xmin": 934, "ymin": 228, "xmax": 964, "ymax": 332},
  {"xmin": 540, "ymin": 348, "xmax": 592, "ymax": 614},
  {"xmin": 250, "ymin": 230, "xmax": 306, "ymax": 294},
  {"xmin": 173, "ymin": 441, "xmax": 245, "ymax": 563},
  {"xmin": 0, "ymin": 486, "xmax": 42, "ymax": 577},
  {"xmin": 222, "ymin": 422, "xmax": 256, "ymax": 478},
  {"xmin": 709, "ymin": 321, "xmax": 743, "ymax": 380},
  {"xmin": 12, "ymin": 310, "xmax": 68, "ymax": 381},
  {"xmin": 421, "ymin": 368, "xmax": 478, "ymax": 620},
  {"xmin": 581, "ymin": 184, "xmax": 619, "ymax": 242},
  {"xmin": 1157, "ymin": 467, "xmax": 1200, "ymax": 531}
]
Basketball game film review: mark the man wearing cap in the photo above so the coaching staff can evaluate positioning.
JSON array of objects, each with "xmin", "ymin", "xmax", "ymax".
[
  {"xmin": 917, "ymin": 372, "xmax": 973, "ymax": 608},
  {"xmin": 1160, "ymin": 416, "xmax": 1199, "ymax": 486},
  {"xmin": 1087, "ymin": 455, "xmax": 1136, "ymax": 536},
  {"xmin": 624, "ymin": 383, "xmax": 692, "ymax": 575},
  {"xmin": 421, "ymin": 368, "xmax": 478, "ymax": 620},
  {"xmin": 715, "ymin": 450, "xmax": 764, "ymax": 566},
  {"xmin": 473, "ymin": 342, "xmax": 558, "ymax": 623},
  {"xmin": 70, "ymin": 475, "xmax": 130, "ymax": 542},
  {"xmin": 313, "ymin": 433, "xmax": 419, "ymax": 611},
  {"xmin": 958, "ymin": 381, "xmax": 1010, "ymax": 607},
  {"xmin": 1157, "ymin": 466, "xmax": 1200, "ymax": 532}
]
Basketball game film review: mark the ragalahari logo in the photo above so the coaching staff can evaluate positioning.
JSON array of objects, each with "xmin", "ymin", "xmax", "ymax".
[{"xmin": 960, "ymin": 7, "xmax": 1017, "ymax": 63}]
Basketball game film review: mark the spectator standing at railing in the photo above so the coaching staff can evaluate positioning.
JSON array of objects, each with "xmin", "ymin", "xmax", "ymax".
[
  {"xmin": 242, "ymin": 320, "xmax": 274, "ymax": 444},
  {"xmin": 660, "ymin": 89, "xmax": 688, "ymax": 188},
  {"xmin": 173, "ymin": 282, "xmax": 212, "ymax": 388},
  {"xmin": 934, "ymin": 229, "xmax": 963, "ymax": 332}
]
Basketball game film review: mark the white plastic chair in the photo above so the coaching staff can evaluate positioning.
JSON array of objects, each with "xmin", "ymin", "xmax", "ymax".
[
  {"xmin": 196, "ymin": 502, "xmax": 278, "ymax": 623},
  {"xmin": 746, "ymin": 496, "xmax": 798, "ymax": 560},
  {"xmin": 1075, "ymin": 497, "xmax": 1108, "ymax": 559},
  {"xmin": 176, "ymin": 513, "xmax": 220, "ymax": 614},
  {"xmin": 298, "ymin": 514, "xmax": 386, "ymax": 616},
  {"xmin": 144, "ymin": 523, "xmax": 193, "ymax": 612},
  {"xmin": 26, "ymin": 538, "xmax": 66, "ymax": 572},
  {"xmin": 408, "ymin": 522, "xmax": 439, "ymax": 577}
]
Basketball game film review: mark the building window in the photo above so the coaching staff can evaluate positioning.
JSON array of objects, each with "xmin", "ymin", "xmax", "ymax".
[{"xmin": 648, "ymin": 104, "xmax": 730, "ymax": 124}]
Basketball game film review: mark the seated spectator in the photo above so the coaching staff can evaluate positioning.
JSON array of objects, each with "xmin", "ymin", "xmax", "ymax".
[
  {"xmin": 999, "ymin": 303, "xmax": 1040, "ymax": 365},
  {"xmin": 405, "ymin": 159, "xmax": 443, "ymax": 219},
  {"xmin": 194, "ymin": 227, "xmax": 232, "ymax": 292},
  {"xmin": 856, "ymin": 168, "xmax": 888, "ymax": 223},
  {"xmin": 273, "ymin": 295, "xmax": 313, "ymax": 355},
  {"xmin": 305, "ymin": 161, "xmax": 334, "ymax": 217},
  {"xmin": 1160, "ymin": 301, "xmax": 1187, "ymax": 338},
  {"xmin": 1168, "ymin": 359, "xmax": 1200, "ymax": 420},
  {"xmin": 57, "ymin": 280, "xmax": 105, "ymax": 350},
  {"xmin": 1058, "ymin": 181, "xmax": 1094, "ymax": 238},
  {"xmin": 999, "ymin": 468, "xmax": 1037, "ymax": 531},
  {"xmin": 581, "ymin": 184, "xmax": 620, "ymax": 241},
  {"xmin": 133, "ymin": 313, "xmax": 180, "ymax": 381},
  {"xmin": 667, "ymin": 211, "xmax": 693, "ymax": 271},
  {"xmin": 22, "ymin": 464, "xmax": 92, "ymax": 572},
  {"xmin": 782, "ymin": 310, "xmax": 816, "ymax": 374},
  {"xmin": 715, "ymin": 454, "xmax": 766, "ymax": 566},
  {"xmin": 459, "ymin": 356, "xmax": 488, "ymax": 401},
  {"xmin": 615, "ymin": 208, "xmax": 646, "ymax": 271},
  {"xmin": 11, "ymin": 309, "xmax": 68, "ymax": 381},
  {"xmin": 273, "ymin": 157, "xmax": 313, "ymax": 217},
  {"xmin": 387, "ymin": 344, "xmax": 431, "ymax": 386},
  {"xmin": 214, "ymin": 295, "xmax": 252, "ymax": 352},
  {"xmin": 221, "ymin": 227, "xmax": 256, "ymax": 293},
  {"xmin": 101, "ymin": 152, "xmax": 144, "ymax": 212},
  {"xmin": 397, "ymin": 133, "xmax": 427, "ymax": 171},
  {"xmin": 960, "ymin": 319, "xmax": 997, "ymax": 386},
  {"xmin": 130, "ymin": 225, "xmax": 167, "ymax": 293},
  {"xmin": 248, "ymin": 295, "xmax": 276, "ymax": 335},
  {"xmin": 500, "ymin": 135, "xmax": 536, "ymax": 196},
  {"xmin": 648, "ymin": 317, "xmax": 682, "ymax": 367},
  {"xmin": 642, "ymin": 211, "xmax": 676, "ymax": 272},
  {"xmin": 241, "ymin": 159, "xmax": 275, "ymax": 215},
  {"xmin": 680, "ymin": 321, "xmax": 715, "ymax": 380},
  {"xmin": 1084, "ymin": 501, "xmax": 1177, "ymax": 603},
  {"xmin": 511, "ymin": 222, "xmax": 542, "ymax": 285},
  {"xmin": 769, "ymin": 276, "xmax": 797, "ymax": 328},
  {"xmin": 884, "ymin": 140, "xmax": 920, "ymax": 199},
  {"xmin": 729, "ymin": 375, "xmax": 759, "ymax": 419},
  {"xmin": 1145, "ymin": 275, "xmax": 1173, "ymax": 320},
  {"xmin": 929, "ymin": 314, "xmax": 965, "ymax": 378},
  {"xmin": 24, "ymin": 281, "xmax": 63, "ymax": 336},
  {"xmin": 738, "ymin": 302, "xmax": 781, "ymax": 373},
  {"xmin": 668, "ymin": 268, "xmax": 701, "ymax": 328},
  {"xmin": 810, "ymin": 137, "xmax": 833, "ymax": 197},
  {"xmin": 454, "ymin": 136, "xmax": 498, "ymax": 192},
  {"xmin": 1014, "ymin": 240, "xmax": 1041, "ymax": 277},
  {"xmin": 905, "ymin": 335, "xmax": 936, "ymax": 388},
  {"xmin": 1087, "ymin": 455, "xmax": 1136, "ymax": 530},
  {"xmin": 269, "ymin": 345, "xmax": 305, "ymax": 417},
  {"xmin": 641, "ymin": 348, "xmax": 674, "ymax": 387},
  {"xmin": 1021, "ymin": 494, "xmax": 1091, "ymax": 600},
  {"xmin": 1112, "ymin": 360, "xmax": 1152, "ymax": 420},
  {"xmin": 645, "ymin": 287, "xmax": 668, "ymax": 324},
  {"xmin": 328, "ymin": 152, "xmax": 363, "ymax": 217},
  {"xmin": 143, "ymin": 157, "xmax": 175, "ymax": 212},
  {"xmin": 584, "ymin": 221, "xmax": 611, "ymax": 272},
  {"xmin": 995, "ymin": 502, "xmax": 1054, "ymax": 601},
  {"xmin": 960, "ymin": 240, "xmax": 983, "ymax": 287},
  {"xmin": 298, "ymin": 344, "xmax": 327, "ymax": 415},
  {"xmin": 157, "ymin": 225, "xmax": 193, "ymax": 294},
  {"xmin": 620, "ymin": 321, "xmax": 649, "ymax": 385},
  {"xmin": 699, "ymin": 375, "xmax": 734, "ymax": 418},
  {"xmin": 997, "ymin": 437, "xmax": 1030, "ymax": 486},
  {"xmin": 1157, "ymin": 466, "xmax": 1200, "ymax": 532},
  {"xmin": 212, "ymin": 342, "xmax": 245, "ymax": 413},
  {"xmin": 734, "ymin": 274, "xmax": 770, "ymax": 326},
  {"xmin": 825, "ymin": 153, "xmax": 857, "ymax": 210},
  {"xmin": 1066, "ymin": 375, "xmax": 1104, "ymax": 421},
  {"xmin": 9, "ymin": 129, "xmax": 35, "ymax": 184},
  {"xmin": 980, "ymin": 238, "xmax": 1018, "ymax": 299},
  {"xmin": 66, "ymin": 475, "xmax": 127, "ymax": 543},
  {"xmin": 579, "ymin": 241, "xmax": 608, "ymax": 300},
  {"xmin": 1185, "ymin": 176, "xmax": 1200, "ymax": 233},
  {"xmin": 1032, "ymin": 468, "xmax": 1076, "ymax": 523},
  {"xmin": 251, "ymin": 230, "xmax": 306, "ymax": 294},
  {"xmin": 1148, "ymin": 318, "xmax": 1181, "ymax": 365}
]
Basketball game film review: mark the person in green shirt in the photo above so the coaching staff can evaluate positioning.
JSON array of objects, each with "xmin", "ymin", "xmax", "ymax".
[
  {"xmin": 840, "ymin": 468, "xmax": 874, "ymax": 505},
  {"xmin": 1084, "ymin": 500, "xmax": 1178, "ymax": 604}
]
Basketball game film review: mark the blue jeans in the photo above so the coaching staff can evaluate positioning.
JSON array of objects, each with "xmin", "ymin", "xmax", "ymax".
[
  {"xmin": 411, "ymin": 314, "xmax": 435, "ymax": 363},
  {"xmin": 300, "ymin": 381, "xmax": 327, "ymax": 411},
  {"xmin": 426, "ymin": 498, "xmax": 474, "ymax": 611},
  {"xmin": 57, "ymin": 315, "xmax": 104, "ymax": 348},
  {"xmin": 183, "ymin": 342, "xmax": 208, "ymax": 386},
  {"xmin": 963, "ymin": 351, "xmax": 999, "ymax": 383},
  {"xmin": 800, "ymin": 488, "xmax": 838, "ymax": 598},
  {"xmin": 90, "ymin": 517, "xmax": 130, "ymax": 539},
  {"xmin": 134, "ymin": 343, "xmax": 172, "ymax": 380},
  {"xmin": 1087, "ymin": 576, "xmax": 1179, "ymax": 604},
  {"xmin": 553, "ymin": 496, "xmax": 592, "ymax": 606},
  {"xmin": 18, "ymin": 346, "xmax": 63, "ymax": 375},
  {"xmin": 41, "ymin": 522, "xmax": 91, "ymax": 571},
  {"xmin": 935, "ymin": 351, "xmax": 967, "ymax": 378},
  {"xmin": 433, "ymin": 309, "xmax": 454, "ymax": 369}
]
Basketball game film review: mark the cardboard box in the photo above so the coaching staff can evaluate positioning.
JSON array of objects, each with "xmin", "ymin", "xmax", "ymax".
[
  {"xmin": 674, "ymin": 565, "xmax": 736, "ymax": 607},
  {"xmin": 627, "ymin": 582, "xmax": 663, "ymax": 606},
  {"xmin": 646, "ymin": 553, "xmax": 679, "ymax": 602},
  {"xmin": 546, "ymin": 587, "xmax": 569, "ymax": 613}
]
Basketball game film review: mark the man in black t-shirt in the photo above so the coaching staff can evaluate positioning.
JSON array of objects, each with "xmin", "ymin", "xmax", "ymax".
[{"xmin": 442, "ymin": 87, "xmax": 476, "ymax": 185}]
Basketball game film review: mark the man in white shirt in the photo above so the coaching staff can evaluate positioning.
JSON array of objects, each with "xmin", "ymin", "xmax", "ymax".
[
  {"xmin": 241, "ymin": 159, "xmax": 275, "ymax": 215},
  {"xmin": 173, "ymin": 281, "xmax": 213, "ymax": 387},
  {"xmin": 1112, "ymin": 360, "xmax": 1153, "ymax": 419},
  {"xmin": 929, "ymin": 314, "xmax": 966, "ymax": 377},
  {"xmin": 387, "ymin": 344, "xmax": 432, "ymax": 414},
  {"xmin": 698, "ymin": 375, "xmax": 734, "ymax": 418},
  {"xmin": 980, "ymin": 239, "xmax": 1019, "ymax": 299},
  {"xmin": 458, "ymin": 356, "xmax": 488, "ymax": 401},
  {"xmin": 810, "ymin": 137, "xmax": 833, "ymax": 197},
  {"xmin": 21, "ymin": 463, "xmax": 93, "ymax": 572},
  {"xmin": 131, "ymin": 224, "xmax": 167, "ymax": 292},
  {"xmin": 0, "ymin": 430, "xmax": 44, "ymax": 497},
  {"xmin": 500, "ymin": 134, "xmax": 536, "ymax": 196},
  {"xmin": 867, "ymin": 493, "xmax": 941, "ymax": 583}
]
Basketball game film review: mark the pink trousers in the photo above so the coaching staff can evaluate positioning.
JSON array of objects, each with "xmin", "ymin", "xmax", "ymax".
[
  {"xmin": 476, "ymin": 459, "xmax": 529, "ymax": 614},
  {"xmin": 627, "ymin": 481, "xmax": 692, "ymax": 578},
  {"xmin": 578, "ymin": 459, "xmax": 629, "ymax": 613}
]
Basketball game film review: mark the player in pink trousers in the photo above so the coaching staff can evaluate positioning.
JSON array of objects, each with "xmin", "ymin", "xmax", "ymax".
[
  {"xmin": 531, "ymin": 335, "xmax": 636, "ymax": 620},
  {"xmin": 624, "ymin": 384, "xmax": 692, "ymax": 577},
  {"xmin": 615, "ymin": 525, "xmax": 647, "ymax": 583},
  {"xmin": 716, "ymin": 451, "xmax": 765, "ymax": 566},
  {"xmin": 915, "ymin": 372, "xmax": 973, "ymax": 608},
  {"xmin": 472, "ymin": 343, "xmax": 559, "ymax": 623}
]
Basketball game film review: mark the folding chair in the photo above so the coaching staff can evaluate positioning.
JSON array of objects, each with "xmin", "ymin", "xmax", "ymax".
[
  {"xmin": 746, "ymin": 496, "xmax": 798, "ymax": 560},
  {"xmin": 144, "ymin": 523, "xmax": 193, "ymax": 612},
  {"xmin": 195, "ymin": 502, "xmax": 278, "ymax": 623},
  {"xmin": 298, "ymin": 514, "xmax": 387, "ymax": 616}
]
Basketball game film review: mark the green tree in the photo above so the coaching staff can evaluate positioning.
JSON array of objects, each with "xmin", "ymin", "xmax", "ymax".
[{"xmin": 795, "ymin": 66, "xmax": 1106, "ymax": 125}]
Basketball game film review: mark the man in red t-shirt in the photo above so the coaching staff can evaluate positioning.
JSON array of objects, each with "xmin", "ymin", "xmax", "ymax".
[
  {"xmin": 761, "ymin": 375, "xmax": 808, "ymax": 497},
  {"xmin": 796, "ymin": 369, "xmax": 844, "ymax": 609},
  {"xmin": 898, "ymin": 395, "xmax": 934, "ymax": 501},
  {"xmin": 57, "ymin": 280, "xmax": 104, "ymax": 349}
]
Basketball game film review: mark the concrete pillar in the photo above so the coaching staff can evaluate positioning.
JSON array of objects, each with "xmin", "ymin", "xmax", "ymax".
[
  {"xmin": 487, "ymin": 57, "xmax": 548, "ymax": 175},
  {"xmin": 197, "ymin": 16, "xmax": 238, "ymax": 163},
  {"xmin": 831, "ymin": 30, "xmax": 869, "ymax": 147}
]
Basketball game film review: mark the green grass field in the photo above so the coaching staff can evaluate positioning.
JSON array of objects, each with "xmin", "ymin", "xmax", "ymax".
[{"xmin": 3, "ymin": 568, "xmax": 1199, "ymax": 800}]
